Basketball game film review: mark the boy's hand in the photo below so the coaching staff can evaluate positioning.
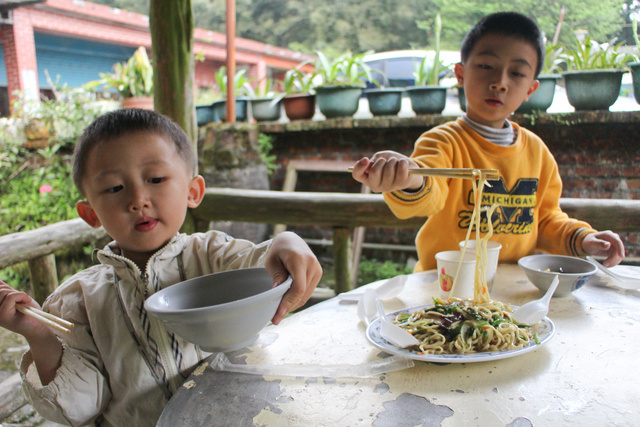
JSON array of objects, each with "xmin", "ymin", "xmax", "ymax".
[
  {"xmin": 264, "ymin": 232, "xmax": 322, "ymax": 325},
  {"xmin": 0, "ymin": 281, "xmax": 63, "ymax": 385},
  {"xmin": 0, "ymin": 281, "xmax": 50, "ymax": 338},
  {"xmin": 582, "ymin": 231, "xmax": 625, "ymax": 267},
  {"xmin": 351, "ymin": 151, "xmax": 424, "ymax": 193}
]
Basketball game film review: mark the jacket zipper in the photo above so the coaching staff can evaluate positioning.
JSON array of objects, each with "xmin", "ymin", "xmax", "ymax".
[{"xmin": 101, "ymin": 240, "xmax": 182, "ymax": 391}]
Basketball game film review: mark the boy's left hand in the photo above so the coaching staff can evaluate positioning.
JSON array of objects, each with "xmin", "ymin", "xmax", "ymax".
[
  {"xmin": 582, "ymin": 231, "xmax": 625, "ymax": 267},
  {"xmin": 264, "ymin": 232, "xmax": 322, "ymax": 325}
]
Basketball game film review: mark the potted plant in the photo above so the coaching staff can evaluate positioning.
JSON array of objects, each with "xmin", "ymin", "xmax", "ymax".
[
  {"xmin": 561, "ymin": 36, "xmax": 635, "ymax": 110},
  {"xmin": 516, "ymin": 43, "xmax": 564, "ymax": 113},
  {"xmin": 212, "ymin": 66, "xmax": 253, "ymax": 122},
  {"xmin": 364, "ymin": 85, "xmax": 404, "ymax": 116},
  {"xmin": 84, "ymin": 46, "xmax": 154, "ymax": 110},
  {"xmin": 246, "ymin": 78, "xmax": 283, "ymax": 122},
  {"xmin": 362, "ymin": 67, "xmax": 403, "ymax": 116},
  {"xmin": 313, "ymin": 50, "xmax": 374, "ymax": 118},
  {"xmin": 281, "ymin": 68, "xmax": 317, "ymax": 121},
  {"xmin": 195, "ymin": 87, "xmax": 223, "ymax": 126},
  {"xmin": 628, "ymin": 19, "xmax": 640, "ymax": 104},
  {"xmin": 406, "ymin": 14, "xmax": 449, "ymax": 115}
]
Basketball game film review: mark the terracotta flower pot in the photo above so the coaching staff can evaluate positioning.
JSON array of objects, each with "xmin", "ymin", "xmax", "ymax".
[
  {"xmin": 283, "ymin": 93, "xmax": 316, "ymax": 121},
  {"xmin": 122, "ymin": 96, "xmax": 154, "ymax": 110}
]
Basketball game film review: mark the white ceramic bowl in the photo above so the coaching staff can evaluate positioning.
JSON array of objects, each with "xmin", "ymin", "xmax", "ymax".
[
  {"xmin": 144, "ymin": 268, "xmax": 291, "ymax": 352},
  {"xmin": 518, "ymin": 255, "xmax": 597, "ymax": 297}
]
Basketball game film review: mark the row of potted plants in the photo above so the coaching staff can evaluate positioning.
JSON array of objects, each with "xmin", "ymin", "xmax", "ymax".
[{"xmin": 85, "ymin": 22, "xmax": 640, "ymax": 125}]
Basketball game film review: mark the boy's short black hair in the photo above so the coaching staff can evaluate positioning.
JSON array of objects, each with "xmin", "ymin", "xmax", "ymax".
[
  {"xmin": 73, "ymin": 108, "xmax": 196, "ymax": 196},
  {"xmin": 460, "ymin": 12, "xmax": 545, "ymax": 77}
]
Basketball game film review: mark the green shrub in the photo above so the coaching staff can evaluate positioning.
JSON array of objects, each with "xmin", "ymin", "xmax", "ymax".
[
  {"xmin": 356, "ymin": 257, "xmax": 414, "ymax": 287},
  {"xmin": 0, "ymin": 87, "xmax": 107, "ymax": 290},
  {"xmin": 257, "ymin": 133, "xmax": 276, "ymax": 174}
]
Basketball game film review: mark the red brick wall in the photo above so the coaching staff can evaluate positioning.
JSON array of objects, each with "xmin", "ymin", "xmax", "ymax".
[
  {"xmin": 2, "ymin": 8, "xmax": 39, "ymax": 103},
  {"xmin": 257, "ymin": 111, "xmax": 640, "ymax": 260}
]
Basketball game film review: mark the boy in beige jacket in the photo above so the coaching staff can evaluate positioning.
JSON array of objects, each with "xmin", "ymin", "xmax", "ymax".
[{"xmin": 0, "ymin": 108, "xmax": 322, "ymax": 426}]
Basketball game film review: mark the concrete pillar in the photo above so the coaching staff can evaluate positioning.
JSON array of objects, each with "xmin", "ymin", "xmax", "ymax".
[{"xmin": 1, "ymin": 8, "xmax": 40, "ymax": 109}]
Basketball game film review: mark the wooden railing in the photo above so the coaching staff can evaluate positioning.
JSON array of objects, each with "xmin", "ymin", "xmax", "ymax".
[{"xmin": 2, "ymin": 188, "xmax": 640, "ymax": 300}]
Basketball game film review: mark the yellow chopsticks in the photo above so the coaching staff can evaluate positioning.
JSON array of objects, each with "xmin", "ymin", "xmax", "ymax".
[
  {"xmin": 16, "ymin": 304, "xmax": 74, "ymax": 334},
  {"xmin": 406, "ymin": 168, "xmax": 500, "ymax": 179},
  {"xmin": 348, "ymin": 167, "xmax": 500, "ymax": 180}
]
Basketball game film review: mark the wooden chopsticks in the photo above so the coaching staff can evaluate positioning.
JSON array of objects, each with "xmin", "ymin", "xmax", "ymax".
[
  {"xmin": 16, "ymin": 304, "xmax": 74, "ymax": 334},
  {"xmin": 348, "ymin": 167, "xmax": 500, "ymax": 180}
]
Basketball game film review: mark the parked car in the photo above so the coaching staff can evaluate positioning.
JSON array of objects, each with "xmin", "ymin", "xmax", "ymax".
[{"xmin": 362, "ymin": 50, "xmax": 460, "ymax": 88}]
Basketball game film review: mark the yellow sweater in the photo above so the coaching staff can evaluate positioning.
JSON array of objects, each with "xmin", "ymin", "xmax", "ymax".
[{"xmin": 384, "ymin": 118, "xmax": 595, "ymax": 272}]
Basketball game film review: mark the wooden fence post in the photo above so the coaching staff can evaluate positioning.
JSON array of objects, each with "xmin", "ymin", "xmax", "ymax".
[
  {"xmin": 28, "ymin": 254, "xmax": 58, "ymax": 305},
  {"xmin": 332, "ymin": 227, "xmax": 352, "ymax": 294}
]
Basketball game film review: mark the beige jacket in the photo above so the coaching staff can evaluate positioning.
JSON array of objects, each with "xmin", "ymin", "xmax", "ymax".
[{"xmin": 20, "ymin": 230, "xmax": 271, "ymax": 426}]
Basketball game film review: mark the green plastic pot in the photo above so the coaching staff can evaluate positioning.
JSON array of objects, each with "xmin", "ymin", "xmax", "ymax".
[
  {"xmin": 629, "ymin": 62, "xmax": 640, "ymax": 105},
  {"xmin": 516, "ymin": 75, "xmax": 561, "ymax": 113},
  {"xmin": 406, "ymin": 86, "xmax": 447, "ymax": 115},
  {"xmin": 562, "ymin": 70, "xmax": 626, "ymax": 111},
  {"xmin": 213, "ymin": 98, "xmax": 249, "ymax": 122},
  {"xmin": 364, "ymin": 88, "xmax": 403, "ymax": 116},
  {"xmin": 196, "ymin": 103, "xmax": 218, "ymax": 126},
  {"xmin": 457, "ymin": 87, "xmax": 466, "ymax": 112},
  {"xmin": 316, "ymin": 85, "xmax": 363, "ymax": 118},
  {"xmin": 250, "ymin": 97, "xmax": 282, "ymax": 122}
]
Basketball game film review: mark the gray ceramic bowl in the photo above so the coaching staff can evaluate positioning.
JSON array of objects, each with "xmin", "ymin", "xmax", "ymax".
[
  {"xmin": 518, "ymin": 255, "xmax": 597, "ymax": 297},
  {"xmin": 144, "ymin": 268, "xmax": 292, "ymax": 352}
]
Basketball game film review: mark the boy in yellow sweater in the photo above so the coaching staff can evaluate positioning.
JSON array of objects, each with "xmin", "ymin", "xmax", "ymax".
[{"xmin": 352, "ymin": 11, "xmax": 625, "ymax": 271}]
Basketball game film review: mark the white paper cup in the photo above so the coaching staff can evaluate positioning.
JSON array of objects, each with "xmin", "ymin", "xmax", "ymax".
[
  {"xmin": 435, "ymin": 250, "xmax": 476, "ymax": 300},
  {"xmin": 458, "ymin": 240, "xmax": 502, "ymax": 292}
]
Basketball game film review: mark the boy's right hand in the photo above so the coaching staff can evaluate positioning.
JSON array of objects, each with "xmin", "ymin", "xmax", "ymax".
[
  {"xmin": 1, "ymin": 281, "xmax": 63, "ymax": 385},
  {"xmin": 0, "ymin": 281, "xmax": 52, "ymax": 339},
  {"xmin": 351, "ymin": 151, "xmax": 425, "ymax": 193}
]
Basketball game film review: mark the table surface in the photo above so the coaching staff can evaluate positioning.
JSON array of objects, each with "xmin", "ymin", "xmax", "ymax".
[{"xmin": 158, "ymin": 264, "xmax": 640, "ymax": 426}]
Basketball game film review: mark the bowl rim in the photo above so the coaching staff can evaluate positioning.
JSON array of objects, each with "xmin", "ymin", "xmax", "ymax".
[
  {"xmin": 144, "ymin": 270, "xmax": 292, "ymax": 316},
  {"xmin": 517, "ymin": 254, "xmax": 597, "ymax": 276}
]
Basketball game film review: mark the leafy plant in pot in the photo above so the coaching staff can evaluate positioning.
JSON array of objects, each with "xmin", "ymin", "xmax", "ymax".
[
  {"xmin": 246, "ymin": 78, "xmax": 283, "ymax": 122},
  {"xmin": 406, "ymin": 13, "xmax": 449, "ymax": 115},
  {"xmin": 561, "ymin": 36, "xmax": 635, "ymax": 111},
  {"xmin": 313, "ymin": 50, "xmax": 374, "ymax": 118},
  {"xmin": 516, "ymin": 43, "xmax": 564, "ymax": 113},
  {"xmin": 212, "ymin": 66, "xmax": 254, "ymax": 122},
  {"xmin": 84, "ymin": 46, "xmax": 154, "ymax": 109},
  {"xmin": 281, "ymin": 68, "xmax": 317, "ymax": 121}
]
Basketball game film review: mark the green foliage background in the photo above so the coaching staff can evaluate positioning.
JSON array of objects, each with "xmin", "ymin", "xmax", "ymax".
[{"xmin": 94, "ymin": 0, "xmax": 635, "ymax": 54}]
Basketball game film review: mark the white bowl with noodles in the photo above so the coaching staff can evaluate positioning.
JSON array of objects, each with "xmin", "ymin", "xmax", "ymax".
[
  {"xmin": 144, "ymin": 268, "xmax": 291, "ymax": 353},
  {"xmin": 518, "ymin": 255, "xmax": 597, "ymax": 297}
]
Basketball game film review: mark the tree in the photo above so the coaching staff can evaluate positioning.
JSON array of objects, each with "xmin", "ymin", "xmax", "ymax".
[
  {"xmin": 92, "ymin": 0, "xmax": 630, "ymax": 55},
  {"xmin": 148, "ymin": 0, "xmax": 197, "ymax": 153}
]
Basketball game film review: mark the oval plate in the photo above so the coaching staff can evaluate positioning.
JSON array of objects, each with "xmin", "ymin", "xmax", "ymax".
[{"xmin": 366, "ymin": 304, "xmax": 555, "ymax": 363}]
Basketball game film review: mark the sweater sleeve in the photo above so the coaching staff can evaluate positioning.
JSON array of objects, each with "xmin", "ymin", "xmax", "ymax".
[{"xmin": 383, "ymin": 126, "xmax": 458, "ymax": 219}]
